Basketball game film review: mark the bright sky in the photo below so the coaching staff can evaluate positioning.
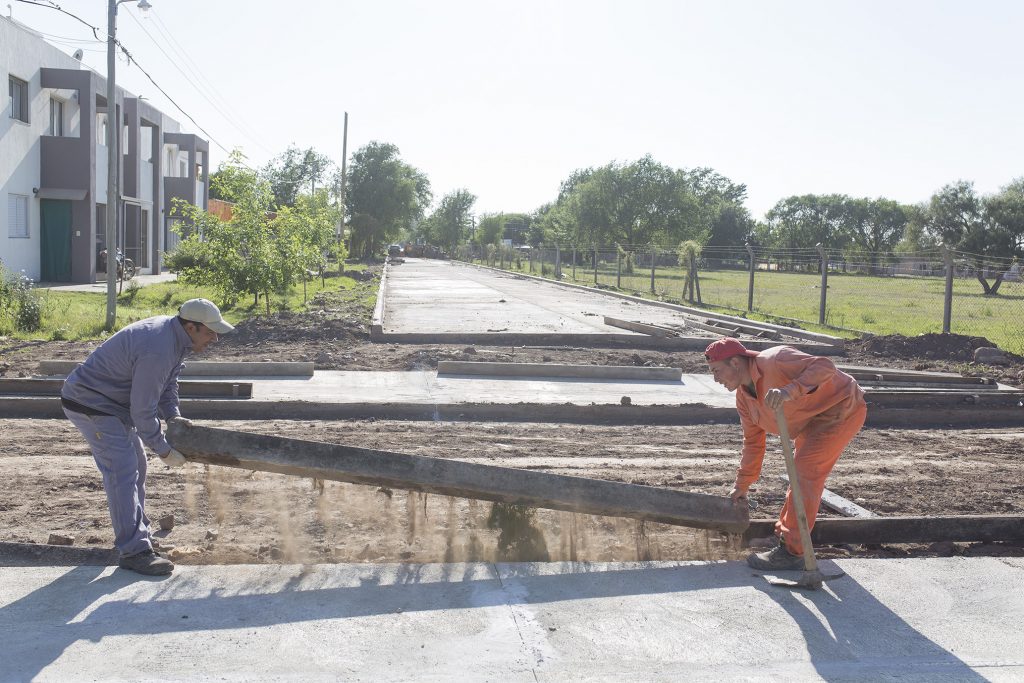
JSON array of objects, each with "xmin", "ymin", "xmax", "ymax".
[{"xmin": 12, "ymin": 0, "xmax": 1024, "ymax": 219}]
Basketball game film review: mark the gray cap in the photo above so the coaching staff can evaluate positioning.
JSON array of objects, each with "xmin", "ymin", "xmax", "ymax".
[{"xmin": 178, "ymin": 298, "xmax": 234, "ymax": 334}]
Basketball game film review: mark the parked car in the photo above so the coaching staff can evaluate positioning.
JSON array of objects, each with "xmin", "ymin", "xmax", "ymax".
[{"xmin": 388, "ymin": 244, "xmax": 403, "ymax": 257}]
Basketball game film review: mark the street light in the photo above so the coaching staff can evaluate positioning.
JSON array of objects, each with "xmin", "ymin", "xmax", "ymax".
[{"xmin": 105, "ymin": 0, "xmax": 151, "ymax": 330}]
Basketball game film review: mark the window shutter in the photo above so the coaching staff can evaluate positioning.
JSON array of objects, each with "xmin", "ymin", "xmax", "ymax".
[{"xmin": 8, "ymin": 195, "xmax": 29, "ymax": 238}]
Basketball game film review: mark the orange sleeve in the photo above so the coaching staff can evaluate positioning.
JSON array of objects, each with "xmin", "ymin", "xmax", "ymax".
[
  {"xmin": 773, "ymin": 347, "xmax": 839, "ymax": 400},
  {"xmin": 735, "ymin": 399, "xmax": 766, "ymax": 490}
]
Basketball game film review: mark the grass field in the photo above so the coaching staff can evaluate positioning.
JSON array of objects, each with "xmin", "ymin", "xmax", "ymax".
[
  {"xmin": 487, "ymin": 257, "xmax": 1024, "ymax": 355},
  {"xmin": 1, "ymin": 263, "xmax": 370, "ymax": 341}
]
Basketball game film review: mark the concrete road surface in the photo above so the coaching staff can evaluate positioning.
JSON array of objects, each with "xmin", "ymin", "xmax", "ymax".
[
  {"xmin": 2, "ymin": 558, "xmax": 1021, "ymax": 681},
  {"xmin": 385, "ymin": 259, "xmax": 706, "ymax": 335}
]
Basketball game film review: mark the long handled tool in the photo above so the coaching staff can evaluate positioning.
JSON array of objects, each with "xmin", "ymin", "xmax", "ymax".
[{"xmin": 763, "ymin": 405, "xmax": 844, "ymax": 590}]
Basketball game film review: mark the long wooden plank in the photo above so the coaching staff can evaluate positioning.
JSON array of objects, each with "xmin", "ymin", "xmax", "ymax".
[
  {"xmin": 779, "ymin": 474, "xmax": 876, "ymax": 518},
  {"xmin": 0, "ymin": 378, "xmax": 252, "ymax": 398},
  {"xmin": 602, "ymin": 316, "xmax": 680, "ymax": 338},
  {"xmin": 167, "ymin": 423, "xmax": 750, "ymax": 533},
  {"xmin": 36, "ymin": 360, "xmax": 314, "ymax": 377},
  {"xmin": 437, "ymin": 360, "xmax": 683, "ymax": 381},
  {"xmin": 744, "ymin": 515, "xmax": 1024, "ymax": 544}
]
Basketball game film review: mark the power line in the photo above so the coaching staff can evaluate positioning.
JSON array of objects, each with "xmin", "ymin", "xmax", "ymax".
[
  {"xmin": 147, "ymin": 7, "xmax": 269, "ymax": 150},
  {"xmin": 14, "ymin": 0, "xmax": 237, "ymax": 159},
  {"xmin": 122, "ymin": 7, "xmax": 273, "ymax": 156}
]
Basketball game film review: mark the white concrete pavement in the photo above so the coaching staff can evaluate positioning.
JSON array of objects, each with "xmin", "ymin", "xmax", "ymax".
[{"xmin": 1, "ymin": 558, "xmax": 1021, "ymax": 681}]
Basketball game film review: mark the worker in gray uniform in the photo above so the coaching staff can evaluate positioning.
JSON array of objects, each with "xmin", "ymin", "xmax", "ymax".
[{"xmin": 61, "ymin": 298, "xmax": 233, "ymax": 575}]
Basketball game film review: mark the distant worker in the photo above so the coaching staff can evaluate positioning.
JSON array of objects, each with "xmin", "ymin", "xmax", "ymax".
[
  {"xmin": 705, "ymin": 337, "xmax": 866, "ymax": 570},
  {"xmin": 61, "ymin": 299, "xmax": 233, "ymax": 576}
]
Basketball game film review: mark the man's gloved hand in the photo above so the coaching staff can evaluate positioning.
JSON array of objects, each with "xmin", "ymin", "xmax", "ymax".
[
  {"xmin": 764, "ymin": 387, "xmax": 790, "ymax": 410},
  {"xmin": 159, "ymin": 448, "xmax": 186, "ymax": 467},
  {"xmin": 729, "ymin": 486, "xmax": 749, "ymax": 505},
  {"xmin": 168, "ymin": 416, "xmax": 193, "ymax": 428}
]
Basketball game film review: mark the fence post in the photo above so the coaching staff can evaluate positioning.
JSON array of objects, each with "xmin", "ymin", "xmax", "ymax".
[
  {"xmin": 650, "ymin": 245, "xmax": 657, "ymax": 293},
  {"xmin": 817, "ymin": 243, "xmax": 828, "ymax": 326},
  {"xmin": 616, "ymin": 248, "xmax": 622, "ymax": 288},
  {"xmin": 529, "ymin": 247, "xmax": 534, "ymax": 273},
  {"xmin": 593, "ymin": 245, "xmax": 598, "ymax": 284},
  {"xmin": 555, "ymin": 244, "xmax": 561, "ymax": 280},
  {"xmin": 746, "ymin": 243, "xmax": 755, "ymax": 312},
  {"xmin": 572, "ymin": 246, "xmax": 576, "ymax": 280},
  {"xmin": 943, "ymin": 245, "xmax": 954, "ymax": 334},
  {"xmin": 689, "ymin": 252, "xmax": 702, "ymax": 304}
]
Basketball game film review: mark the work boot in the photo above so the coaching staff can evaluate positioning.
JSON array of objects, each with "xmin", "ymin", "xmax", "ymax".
[
  {"xmin": 118, "ymin": 549, "xmax": 174, "ymax": 576},
  {"xmin": 747, "ymin": 542, "xmax": 804, "ymax": 571}
]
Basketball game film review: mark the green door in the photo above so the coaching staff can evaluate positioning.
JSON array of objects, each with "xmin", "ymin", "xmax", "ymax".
[{"xmin": 40, "ymin": 199, "xmax": 72, "ymax": 282}]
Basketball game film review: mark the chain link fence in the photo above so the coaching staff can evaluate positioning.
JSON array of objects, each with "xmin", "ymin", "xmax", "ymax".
[{"xmin": 455, "ymin": 243, "xmax": 1024, "ymax": 355}]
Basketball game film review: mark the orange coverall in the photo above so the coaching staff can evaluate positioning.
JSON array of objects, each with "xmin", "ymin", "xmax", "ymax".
[{"xmin": 734, "ymin": 346, "xmax": 867, "ymax": 555}]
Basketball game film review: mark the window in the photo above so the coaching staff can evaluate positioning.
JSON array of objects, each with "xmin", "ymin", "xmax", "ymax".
[
  {"xmin": 9, "ymin": 76, "xmax": 28, "ymax": 123},
  {"xmin": 50, "ymin": 98, "xmax": 64, "ymax": 136},
  {"xmin": 8, "ymin": 194, "xmax": 29, "ymax": 238}
]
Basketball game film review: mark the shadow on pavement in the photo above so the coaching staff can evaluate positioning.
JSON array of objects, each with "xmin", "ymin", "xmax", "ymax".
[{"xmin": 0, "ymin": 560, "xmax": 987, "ymax": 681}]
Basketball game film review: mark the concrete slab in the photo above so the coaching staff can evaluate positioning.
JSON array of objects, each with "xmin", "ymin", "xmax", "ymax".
[
  {"xmin": 381, "ymin": 260, "xmax": 841, "ymax": 351},
  {"xmin": 1, "ymin": 558, "xmax": 1020, "ymax": 681},
  {"xmin": 4, "ymin": 370, "xmax": 1022, "ymax": 426}
]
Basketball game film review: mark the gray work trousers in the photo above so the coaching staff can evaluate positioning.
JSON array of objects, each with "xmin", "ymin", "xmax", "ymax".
[{"xmin": 63, "ymin": 408, "xmax": 153, "ymax": 557}]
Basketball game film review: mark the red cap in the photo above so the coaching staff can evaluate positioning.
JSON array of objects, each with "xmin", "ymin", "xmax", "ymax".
[{"xmin": 704, "ymin": 337, "xmax": 759, "ymax": 363}]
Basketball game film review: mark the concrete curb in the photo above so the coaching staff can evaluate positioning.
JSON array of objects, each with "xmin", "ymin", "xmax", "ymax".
[
  {"xmin": 36, "ymin": 360, "xmax": 315, "ymax": 377},
  {"xmin": 371, "ymin": 261, "xmax": 389, "ymax": 337},
  {"xmin": 0, "ymin": 541, "xmax": 117, "ymax": 566},
  {"xmin": 456, "ymin": 260, "xmax": 845, "ymax": 348},
  {"xmin": 5, "ymin": 396, "xmax": 1022, "ymax": 427},
  {"xmin": 377, "ymin": 332, "xmax": 843, "ymax": 354},
  {"xmin": 437, "ymin": 360, "xmax": 683, "ymax": 381}
]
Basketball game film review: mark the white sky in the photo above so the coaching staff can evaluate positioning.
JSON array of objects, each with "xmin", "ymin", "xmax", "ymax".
[{"xmin": 12, "ymin": 0, "xmax": 1024, "ymax": 219}]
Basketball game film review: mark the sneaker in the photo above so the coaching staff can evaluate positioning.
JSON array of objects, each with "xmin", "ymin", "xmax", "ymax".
[
  {"xmin": 118, "ymin": 549, "xmax": 174, "ymax": 576},
  {"xmin": 747, "ymin": 543, "xmax": 805, "ymax": 571}
]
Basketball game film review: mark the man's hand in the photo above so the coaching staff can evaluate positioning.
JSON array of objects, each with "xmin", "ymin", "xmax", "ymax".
[
  {"xmin": 729, "ymin": 486, "xmax": 749, "ymax": 505},
  {"xmin": 764, "ymin": 387, "xmax": 790, "ymax": 410},
  {"xmin": 167, "ymin": 416, "xmax": 193, "ymax": 428},
  {"xmin": 159, "ymin": 448, "xmax": 186, "ymax": 467}
]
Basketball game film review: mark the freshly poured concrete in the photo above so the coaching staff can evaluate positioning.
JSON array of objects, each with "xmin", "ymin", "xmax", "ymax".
[
  {"xmin": 233, "ymin": 370, "xmax": 732, "ymax": 407},
  {"xmin": 386, "ymin": 259, "xmax": 716, "ymax": 335},
  {"xmin": 2, "ymin": 558, "xmax": 1021, "ymax": 681}
]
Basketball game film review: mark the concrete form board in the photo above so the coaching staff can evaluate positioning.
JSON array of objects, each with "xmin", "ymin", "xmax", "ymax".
[
  {"xmin": 36, "ymin": 360, "xmax": 314, "ymax": 377},
  {"xmin": 437, "ymin": 360, "xmax": 683, "ymax": 380},
  {"xmin": 0, "ymin": 558, "xmax": 1021, "ymax": 681},
  {"xmin": 166, "ymin": 423, "xmax": 750, "ymax": 532}
]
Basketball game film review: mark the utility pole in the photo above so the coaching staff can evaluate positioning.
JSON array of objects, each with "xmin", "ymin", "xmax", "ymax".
[
  {"xmin": 104, "ymin": 0, "xmax": 151, "ymax": 330},
  {"xmin": 338, "ymin": 111, "xmax": 348, "ymax": 270},
  {"xmin": 104, "ymin": 0, "xmax": 119, "ymax": 330}
]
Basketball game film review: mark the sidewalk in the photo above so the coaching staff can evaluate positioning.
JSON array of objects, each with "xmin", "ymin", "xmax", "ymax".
[
  {"xmin": 34, "ymin": 271, "xmax": 177, "ymax": 292},
  {"xmin": 1, "ymin": 557, "xmax": 1021, "ymax": 681}
]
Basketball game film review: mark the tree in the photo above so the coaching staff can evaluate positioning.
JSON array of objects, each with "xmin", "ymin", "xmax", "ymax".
[
  {"xmin": 421, "ymin": 189, "xmax": 477, "ymax": 253},
  {"xmin": 545, "ymin": 155, "xmax": 713, "ymax": 250},
  {"xmin": 985, "ymin": 177, "xmax": 1024, "ymax": 256},
  {"xmin": 165, "ymin": 151, "xmax": 341, "ymax": 311},
  {"xmin": 346, "ymin": 142, "xmax": 431, "ymax": 258},
  {"xmin": 261, "ymin": 145, "xmax": 335, "ymax": 209},
  {"xmin": 925, "ymin": 181, "xmax": 1013, "ymax": 294},
  {"xmin": 476, "ymin": 213, "xmax": 506, "ymax": 247}
]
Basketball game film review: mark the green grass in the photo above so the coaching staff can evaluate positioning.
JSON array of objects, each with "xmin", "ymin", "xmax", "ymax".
[
  {"xmin": 473, "ymin": 256, "xmax": 1024, "ymax": 354},
  {"xmin": 3, "ymin": 262, "xmax": 372, "ymax": 341}
]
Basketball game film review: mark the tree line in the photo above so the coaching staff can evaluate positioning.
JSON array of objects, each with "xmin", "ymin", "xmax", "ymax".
[{"xmin": 197, "ymin": 141, "xmax": 1024, "ymax": 296}]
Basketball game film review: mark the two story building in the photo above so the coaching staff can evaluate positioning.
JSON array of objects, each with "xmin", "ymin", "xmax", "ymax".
[{"xmin": 1, "ymin": 15, "xmax": 208, "ymax": 284}]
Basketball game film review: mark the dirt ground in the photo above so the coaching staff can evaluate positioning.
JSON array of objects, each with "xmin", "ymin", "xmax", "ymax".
[{"xmin": 1, "ymin": 270, "xmax": 1022, "ymax": 565}]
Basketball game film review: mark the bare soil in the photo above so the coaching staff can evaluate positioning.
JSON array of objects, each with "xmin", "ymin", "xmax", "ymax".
[{"xmin": 1, "ymin": 272, "xmax": 1022, "ymax": 564}]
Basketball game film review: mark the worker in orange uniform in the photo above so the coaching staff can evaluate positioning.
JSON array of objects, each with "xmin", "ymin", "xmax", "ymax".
[{"xmin": 705, "ymin": 337, "xmax": 867, "ymax": 570}]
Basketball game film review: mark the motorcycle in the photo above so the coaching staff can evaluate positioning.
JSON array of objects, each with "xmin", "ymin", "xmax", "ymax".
[{"xmin": 97, "ymin": 248, "xmax": 136, "ymax": 281}]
